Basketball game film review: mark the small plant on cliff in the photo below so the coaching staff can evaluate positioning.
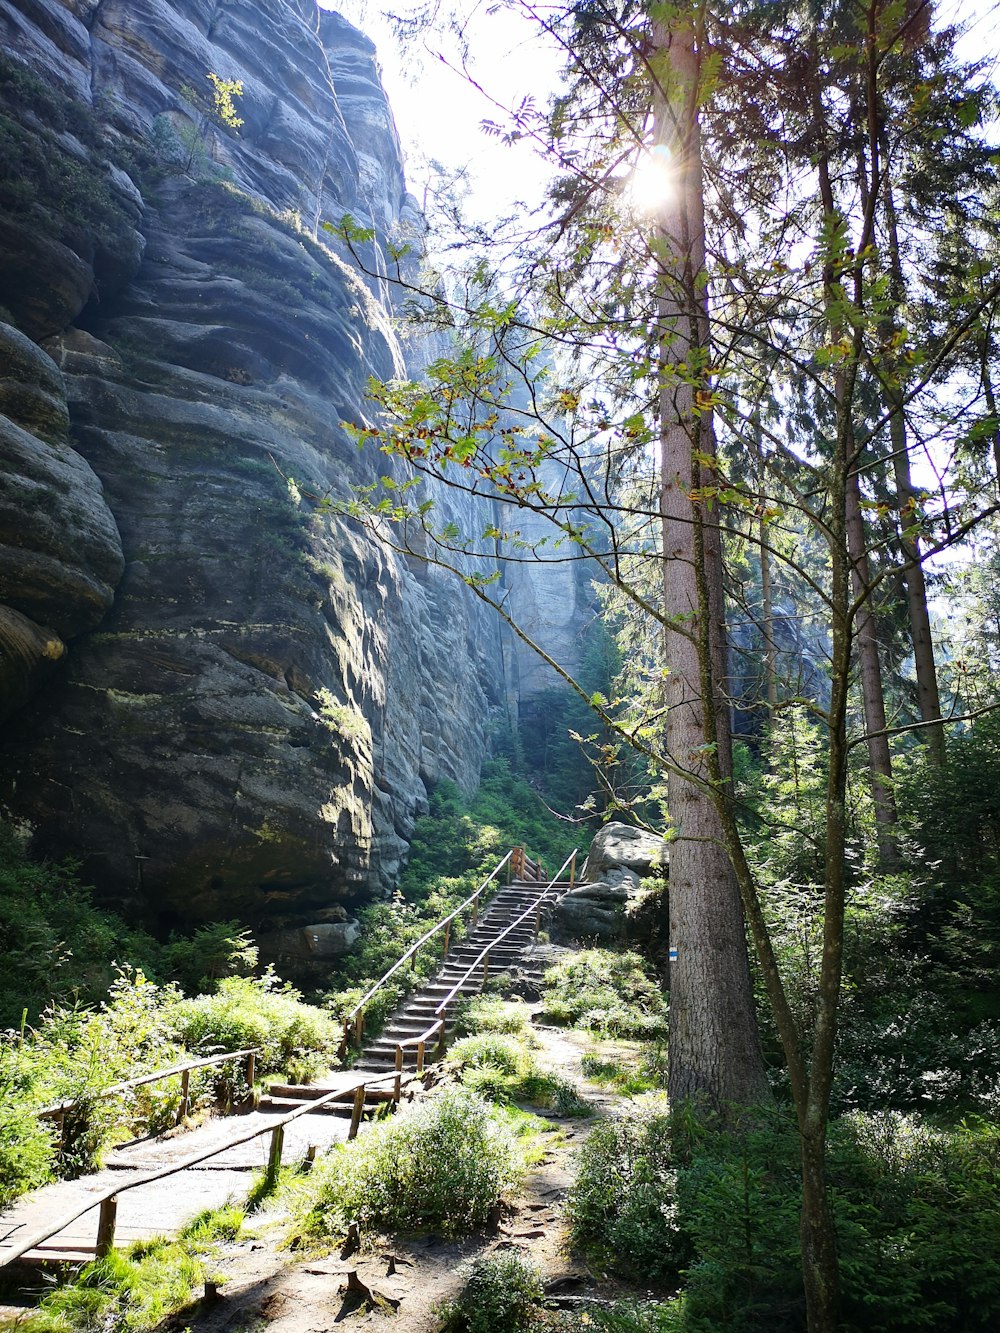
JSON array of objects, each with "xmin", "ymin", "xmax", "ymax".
[
  {"xmin": 172, "ymin": 71, "xmax": 244, "ymax": 177},
  {"xmin": 206, "ymin": 72, "xmax": 244, "ymax": 130}
]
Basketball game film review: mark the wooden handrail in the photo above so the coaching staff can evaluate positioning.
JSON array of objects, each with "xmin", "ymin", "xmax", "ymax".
[
  {"xmin": 0, "ymin": 1069, "xmax": 401, "ymax": 1268},
  {"xmin": 37, "ymin": 1049, "xmax": 258, "ymax": 1121},
  {"xmin": 393, "ymin": 849, "xmax": 578, "ymax": 1068},
  {"xmin": 343, "ymin": 849, "xmax": 515, "ymax": 1048}
]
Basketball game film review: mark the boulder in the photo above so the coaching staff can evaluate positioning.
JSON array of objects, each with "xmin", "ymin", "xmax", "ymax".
[
  {"xmin": 303, "ymin": 919, "xmax": 361, "ymax": 956},
  {"xmin": 553, "ymin": 822, "xmax": 669, "ymax": 943},
  {"xmin": 581, "ymin": 822, "xmax": 669, "ymax": 882},
  {"xmin": 554, "ymin": 882, "xmax": 629, "ymax": 942}
]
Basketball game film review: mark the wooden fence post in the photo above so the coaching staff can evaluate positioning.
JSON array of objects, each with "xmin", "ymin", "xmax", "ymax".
[
  {"xmin": 96, "ymin": 1195, "xmax": 118, "ymax": 1257},
  {"xmin": 179, "ymin": 1069, "xmax": 191, "ymax": 1123},
  {"xmin": 266, "ymin": 1125, "xmax": 284, "ymax": 1186},
  {"xmin": 570, "ymin": 850, "xmax": 576, "ymax": 887},
  {"xmin": 416, "ymin": 1041, "xmax": 425, "ymax": 1074},
  {"xmin": 246, "ymin": 1050, "xmax": 256, "ymax": 1089},
  {"xmin": 348, "ymin": 1085, "xmax": 365, "ymax": 1140},
  {"xmin": 393, "ymin": 1073, "xmax": 402, "ymax": 1104}
]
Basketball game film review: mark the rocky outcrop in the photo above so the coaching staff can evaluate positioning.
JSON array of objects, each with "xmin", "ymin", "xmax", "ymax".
[
  {"xmin": 0, "ymin": 0, "xmax": 510, "ymax": 944},
  {"xmin": 581, "ymin": 822, "xmax": 670, "ymax": 882},
  {"xmin": 0, "ymin": 322, "xmax": 124, "ymax": 721},
  {"xmin": 554, "ymin": 821, "xmax": 668, "ymax": 942}
]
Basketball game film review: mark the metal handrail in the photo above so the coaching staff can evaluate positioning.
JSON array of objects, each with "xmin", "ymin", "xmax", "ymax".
[
  {"xmin": 0, "ymin": 1068, "xmax": 402, "ymax": 1268},
  {"xmin": 393, "ymin": 849, "xmax": 579, "ymax": 1072},
  {"xmin": 343, "ymin": 848, "xmax": 516, "ymax": 1048}
]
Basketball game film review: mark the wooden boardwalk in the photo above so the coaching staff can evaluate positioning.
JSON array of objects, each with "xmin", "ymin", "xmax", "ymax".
[{"xmin": 0, "ymin": 1070, "xmax": 373, "ymax": 1265}]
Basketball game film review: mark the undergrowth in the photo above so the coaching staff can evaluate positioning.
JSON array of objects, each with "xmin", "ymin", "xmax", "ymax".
[
  {"xmin": 0, "ymin": 1201, "xmax": 242, "ymax": 1333},
  {"xmin": 569, "ymin": 1098, "xmax": 1000, "ymax": 1332},
  {"xmin": 540, "ymin": 949, "xmax": 668, "ymax": 1040},
  {"xmin": 300, "ymin": 1088, "xmax": 520, "ymax": 1239},
  {"xmin": 439, "ymin": 1252, "xmax": 545, "ymax": 1332}
]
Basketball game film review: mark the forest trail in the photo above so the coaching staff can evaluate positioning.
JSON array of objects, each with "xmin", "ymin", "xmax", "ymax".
[
  {"xmin": 154, "ymin": 1026, "xmax": 636, "ymax": 1333},
  {"xmin": 0, "ymin": 868, "xmax": 566, "ymax": 1273}
]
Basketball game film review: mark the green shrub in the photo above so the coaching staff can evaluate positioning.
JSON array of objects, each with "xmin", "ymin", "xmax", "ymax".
[
  {"xmin": 568, "ymin": 1094, "xmax": 685, "ymax": 1284},
  {"xmin": 454, "ymin": 995, "xmax": 535, "ymax": 1038},
  {"xmin": 162, "ymin": 922, "xmax": 258, "ymax": 994},
  {"xmin": 580, "ymin": 1044, "xmax": 668, "ymax": 1096},
  {"xmin": 168, "ymin": 973, "xmax": 339, "ymax": 1081},
  {"xmin": 440, "ymin": 1252, "xmax": 544, "ymax": 1332},
  {"xmin": 570, "ymin": 1102, "xmax": 1000, "ymax": 1331},
  {"xmin": 303, "ymin": 1089, "xmax": 518, "ymax": 1237},
  {"xmin": 450, "ymin": 1032, "xmax": 589, "ymax": 1116},
  {"xmin": 0, "ymin": 823, "xmax": 161, "ymax": 1027},
  {"xmin": 578, "ymin": 1302, "xmax": 686, "ymax": 1332},
  {"xmin": 541, "ymin": 950, "xmax": 668, "ymax": 1039},
  {"xmin": 451, "ymin": 1033, "xmax": 532, "ymax": 1077},
  {"xmin": 0, "ymin": 1064, "xmax": 53, "ymax": 1206}
]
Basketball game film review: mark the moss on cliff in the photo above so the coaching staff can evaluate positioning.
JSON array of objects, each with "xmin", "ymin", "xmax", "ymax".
[{"xmin": 0, "ymin": 53, "xmax": 134, "ymax": 257}]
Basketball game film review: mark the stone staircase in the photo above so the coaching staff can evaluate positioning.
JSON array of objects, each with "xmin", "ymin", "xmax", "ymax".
[
  {"xmin": 354, "ymin": 879, "xmax": 552, "ymax": 1073},
  {"xmin": 258, "ymin": 877, "xmax": 556, "ymax": 1116}
]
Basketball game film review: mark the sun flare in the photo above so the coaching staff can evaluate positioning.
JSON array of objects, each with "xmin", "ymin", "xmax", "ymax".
[{"xmin": 626, "ymin": 144, "xmax": 673, "ymax": 214}]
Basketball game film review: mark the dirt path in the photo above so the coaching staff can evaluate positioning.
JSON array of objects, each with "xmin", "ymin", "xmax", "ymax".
[{"xmin": 181, "ymin": 1027, "xmax": 636, "ymax": 1333}]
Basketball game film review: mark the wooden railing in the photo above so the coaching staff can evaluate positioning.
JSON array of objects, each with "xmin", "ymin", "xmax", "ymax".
[
  {"xmin": 341, "ymin": 848, "xmax": 521, "ymax": 1053},
  {"xmin": 0, "ymin": 1068, "xmax": 402, "ymax": 1268},
  {"xmin": 392, "ymin": 849, "xmax": 579, "ymax": 1073},
  {"xmin": 37, "ymin": 1049, "xmax": 258, "ymax": 1143}
]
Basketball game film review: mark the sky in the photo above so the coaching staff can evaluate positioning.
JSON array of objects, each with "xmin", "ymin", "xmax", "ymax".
[
  {"xmin": 319, "ymin": 0, "xmax": 561, "ymax": 224},
  {"xmin": 320, "ymin": 0, "xmax": 1000, "ymax": 229}
]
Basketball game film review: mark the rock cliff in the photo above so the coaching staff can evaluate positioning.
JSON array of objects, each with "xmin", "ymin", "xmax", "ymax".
[{"xmin": 0, "ymin": 0, "xmax": 512, "ymax": 957}]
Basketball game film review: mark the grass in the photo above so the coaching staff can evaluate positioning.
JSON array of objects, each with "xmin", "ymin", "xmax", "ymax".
[
  {"xmin": 580, "ymin": 1042, "xmax": 669, "ymax": 1097},
  {"xmin": 0, "ymin": 1201, "xmax": 244, "ymax": 1333}
]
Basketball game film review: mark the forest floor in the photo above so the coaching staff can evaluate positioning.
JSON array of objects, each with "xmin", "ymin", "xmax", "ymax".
[{"xmin": 160, "ymin": 1025, "xmax": 649, "ymax": 1333}]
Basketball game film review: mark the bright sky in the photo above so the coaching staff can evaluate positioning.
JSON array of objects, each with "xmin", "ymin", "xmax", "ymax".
[
  {"xmin": 319, "ymin": 0, "xmax": 561, "ymax": 224},
  {"xmin": 317, "ymin": 0, "xmax": 1000, "ymax": 250}
]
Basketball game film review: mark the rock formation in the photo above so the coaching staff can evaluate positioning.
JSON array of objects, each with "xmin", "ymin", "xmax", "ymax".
[
  {"xmin": 554, "ymin": 821, "xmax": 668, "ymax": 942},
  {"xmin": 0, "ymin": 0, "xmax": 514, "ymax": 955}
]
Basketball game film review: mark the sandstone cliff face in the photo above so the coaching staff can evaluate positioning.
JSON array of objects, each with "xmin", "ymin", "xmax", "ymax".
[{"xmin": 0, "ymin": 0, "xmax": 509, "ymax": 954}]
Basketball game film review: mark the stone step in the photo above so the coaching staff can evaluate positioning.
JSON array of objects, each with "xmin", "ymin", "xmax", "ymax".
[
  {"xmin": 258, "ymin": 1096, "xmax": 353, "ymax": 1115},
  {"xmin": 266, "ymin": 1082, "xmax": 396, "ymax": 1103}
]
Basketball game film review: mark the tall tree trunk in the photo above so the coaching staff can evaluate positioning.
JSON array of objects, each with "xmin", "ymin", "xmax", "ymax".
[
  {"xmin": 651, "ymin": 12, "xmax": 767, "ymax": 1111},
  {"xmin": 983, "ymin": 355, "xmax": 1000, "ymax": 498},
  {"xmin": 844, "ymin": 460, "xmax": 899, "ymax": 864},
  {"xmin": 755, "ymin": 410, "xmax": 779, "ymax": 712},
  {"xmin": 883, "ymin": 175, "xmax": 945, "ymax": 764}
]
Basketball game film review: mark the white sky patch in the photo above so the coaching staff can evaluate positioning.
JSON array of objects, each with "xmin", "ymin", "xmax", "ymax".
[
  {"xmin": 322, "ymin": 0, "xmax": 1000, "ymax": 224},
  {"xmin": 320, "ymin": 0, "xmax": 561, "ymax": 224}
]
